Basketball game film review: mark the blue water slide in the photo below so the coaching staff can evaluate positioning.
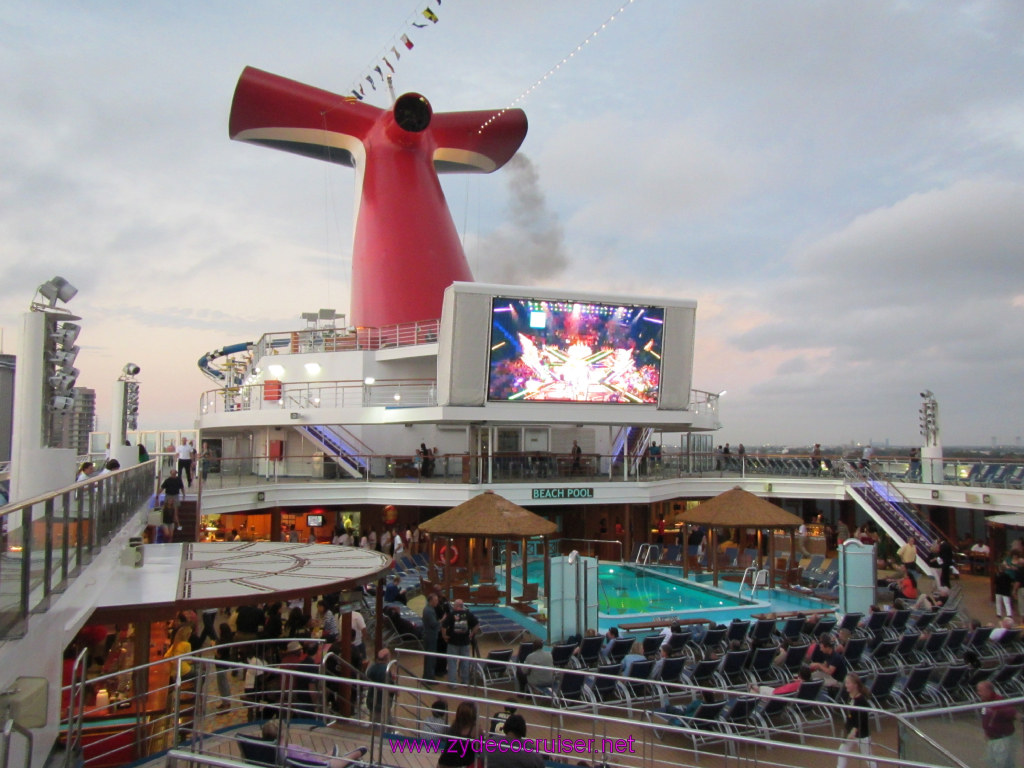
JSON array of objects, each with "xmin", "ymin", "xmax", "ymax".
[{"xmin": 197, "ymin": 341, "xmax": 254, "ymax": 384}]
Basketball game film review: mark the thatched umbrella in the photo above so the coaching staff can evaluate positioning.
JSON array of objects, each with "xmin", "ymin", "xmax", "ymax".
[
  {"xmin": 419, "ymin": 490, "xmax": 557, "ymax": 609},
  {"xmin": 678, "ymin": 487, "xmax": 803, "ymax": 587}
]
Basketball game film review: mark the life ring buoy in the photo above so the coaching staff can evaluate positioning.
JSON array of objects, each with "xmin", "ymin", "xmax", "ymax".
[{"xmin": 437, "ymin": 545, "xmax": 459, "ymax": 565}]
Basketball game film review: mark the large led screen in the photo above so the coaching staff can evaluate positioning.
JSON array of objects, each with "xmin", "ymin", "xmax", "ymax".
[{"xmin": 487, "ymin": 297, "xmax": 664, "ymax": 403}]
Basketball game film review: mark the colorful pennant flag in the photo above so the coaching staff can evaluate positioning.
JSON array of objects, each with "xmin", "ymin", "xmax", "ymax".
[
  {"xmin": 384, "ymin": 58, "xmax": 395, "ymax": 73},
  {"xmin": 350, "ymin": 90, "xmax": 363, "ymax": 101},
  {"xmin": 365, "ymin": 75, "xmax": 376, "ymax": 90},
  {"xmin": 402, "ymin": 34, "xmax": 414, "ymax": 49},
  {"xmin": 391, "ymin": 45, "xmax": 401, "ymax": 60},
  {"xmin": 374, "ymin": 65, "xmax": 384, "ymax": 80},
  {"xmin": 422, "ymin": 7, "xmax": 439, "ymax": 23}
]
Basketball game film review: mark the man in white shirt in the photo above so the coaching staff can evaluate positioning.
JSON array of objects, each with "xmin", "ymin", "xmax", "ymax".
[{"xmin": 176, "ymin": 440, "xmax": 195, "ymax": 486}]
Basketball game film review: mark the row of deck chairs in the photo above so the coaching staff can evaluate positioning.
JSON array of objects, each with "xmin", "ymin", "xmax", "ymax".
[
  {"xmin": 958, "ymin": 462, "xmax": 1024, "ymax": 488},
  {"xmin": 630, "ymin": 543, "xmax": 762, "ymax": 570}
]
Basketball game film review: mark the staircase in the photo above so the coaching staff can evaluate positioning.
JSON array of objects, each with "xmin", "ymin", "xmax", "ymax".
[
  {"xmin": 843, "ymin": 463, "xmax": 949, "ymax": 568},
  {"xmin": 296, "ymin": 424, "xmax": 370, "ymax": 479},
  {"xmin": 169, "ymin": 499, "xmax": 199, "ymax": 543},
  {"xmin": 611, "ymin": 426, "xmax": 653, "ymax": 475}
]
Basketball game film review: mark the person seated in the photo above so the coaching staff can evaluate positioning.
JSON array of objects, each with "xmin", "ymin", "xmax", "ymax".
[
  {"xmin": 421, "ymin": 699, "xmax": 449, "ymax": 735},
  {"xmin": 619, "ymin": 641, "xmax": 646, "ymax": 677},
  {"xmin": 259, "ymin": 719, "xmax": 363, "ymax": 767},
  {"xmin": 599, "ymin": 626, "xmax": 620, "ymax": 663},
  {"xmin": 487, "ymin": 714, "xmax": 544, "ymax": 768},
  {"xmin": 913, "ymin": 585, "xmax": 950, "ymax": 611},
  {"xmin": 383, "ymin": 575, "xmax": 407, "ymax": 605},
  {"xmin": 657, "ymin": 690, "xmax": 721, "ymax": 726},
  {"xmin": 808, "ymin": 634, "xmax": 847, "ymax": 694},
  {"xmin": 522, "ymin": 642, "xmax": 555, "ymax": 696},
  {"xmin": 751, "ymin": 663, "xmax": 812, "ymax": 696},
  {"xmin": 886, "ymin": 567, "xmax": 918, "ymax": 601},
  {"xmin": 990, "ymin": 617, "xmax": 1016, "ymax": 642}
]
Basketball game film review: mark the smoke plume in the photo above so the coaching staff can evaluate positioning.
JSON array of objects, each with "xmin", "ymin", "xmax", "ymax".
[{"xmin": 472, "ymin": 154, "xmax": 568, "ymax": 284}]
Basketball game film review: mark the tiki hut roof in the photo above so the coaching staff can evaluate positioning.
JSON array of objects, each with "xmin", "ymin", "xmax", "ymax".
[
  {"xmin": 418, "ymin": 491, "xmax": 557, "ymax": 537},
  {"xmin": 678, "ymin": 487, "xmax": 803, "ymax": 528}
]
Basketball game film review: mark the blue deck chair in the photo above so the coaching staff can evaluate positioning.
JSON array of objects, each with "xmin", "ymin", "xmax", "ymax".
[
  {"xmin": 714, "ymin": 648, "xmax": 751, "ymax": 689},
  {"xmin": 550, "ymin": 642, "xmax": 577, "ymax": 669},
  {"xmin": 650, "ymin": 699, "xmax": 731, "ymax": 760},
  {"xmin": 574, "ymin": 635, "xmax": 604, "ymax": 669},
  {"xmin": 745, "ymin": 645, "xmax": 782, "ymax": 686}
]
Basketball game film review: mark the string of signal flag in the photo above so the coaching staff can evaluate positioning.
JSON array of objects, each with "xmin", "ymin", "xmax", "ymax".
[{"xmin": 347, "ymin": 2, "xmax": 443, "ymax": 102}]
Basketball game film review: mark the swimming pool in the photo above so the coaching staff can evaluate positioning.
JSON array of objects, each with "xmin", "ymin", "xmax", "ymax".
[{"xmin": 510, "ymin": 560, "xmax": 831, "ymax": 631}]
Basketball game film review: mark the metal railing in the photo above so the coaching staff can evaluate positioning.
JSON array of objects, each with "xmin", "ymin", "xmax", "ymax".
[
  {"xmin": 200, "ymin": 379, "xmax": 438, "ymax": 415},
  {"xmin": 74, "ymin": 642, "xmax": 976, "ymax": 768},
  {"xmin": 249, "ymin": 319, "xmax": 441, "ymax": 365},
  {"xmin": 0, "ymin": 461, "xmax": 155, "ymax": 640}
]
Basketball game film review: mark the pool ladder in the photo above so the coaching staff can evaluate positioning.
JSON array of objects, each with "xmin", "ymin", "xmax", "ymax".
[
  {"xmin": 739, "ymin": 564, "xmax": 770, "ymax": 597},
  {"xmin": 635, "ymin": 543, "xmax": 658, "ymax": 565}
]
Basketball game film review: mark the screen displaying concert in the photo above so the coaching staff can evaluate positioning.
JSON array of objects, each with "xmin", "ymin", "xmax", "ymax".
[{"xmin": 487, "ymin": 297, "xmax": 664, "ymax": 404}]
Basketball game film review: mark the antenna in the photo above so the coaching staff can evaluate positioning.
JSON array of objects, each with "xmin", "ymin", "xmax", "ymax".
[{"xmin": 386, "ymin": 74, "xmax": 397, "ymax": 104}]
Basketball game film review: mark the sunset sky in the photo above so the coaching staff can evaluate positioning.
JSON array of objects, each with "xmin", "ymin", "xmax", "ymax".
[{"xmin": 1, "ymin": 1, "xmax": 1022, "ymax": 447}]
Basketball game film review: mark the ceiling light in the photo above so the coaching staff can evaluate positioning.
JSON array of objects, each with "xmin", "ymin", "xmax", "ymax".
[{"xmin": 364, "ymin": 376, "xmax": 375, "ymax": 385}]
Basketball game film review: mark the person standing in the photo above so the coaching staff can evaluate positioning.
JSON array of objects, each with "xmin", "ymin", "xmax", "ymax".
[
  {"xmin": 898, "ymin": 537, "xmax": 918, "ymax": 574},
  {"xmin": 978, "ymin": 680, "xmax": 1016, "ymax": 768},
  {"xmin": 176, "ymin": 439, "xmax": 195, "ymax": 486},
  {"xmin": 810, "ymin": 443, "xmax": 822, "ymax": 474},
  {"xmin": 836, "ymin": 673, "xmax": 877, "ymax": 768},
  {"xmin": 160, "ymin": 470, "xmax": 185, "ymax": 533},
  {"xmin": 798, "ymin": 518, "xmax": 811, "ymax": 558},
  {"xmin": 570, "ymin": 440, "xmax": 582, "ymax": 475},
  {"xmin": 442, "ymin": 599, "xmax": 479, "ymax": 685},
  {"xmin": 422, "ymin": 592, "xmax": 441, "ymax": 682}
]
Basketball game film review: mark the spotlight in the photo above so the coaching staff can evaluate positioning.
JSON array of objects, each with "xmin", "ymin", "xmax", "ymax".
[
  {"xmin": 122, "ymin": 363, "xmax": 141, "ymax": 377},
  {"xmin": 50, "ymin": 395, "xmax": 75, "ymax": 410},
  {"xmin": 49, "ymin": 372, "xmax": 77, "ymax": 393},
  {"xmin": 920, "ymin": 390, "xmax": 933, "ymax": 399},
  {"xmin": 36, "ymin": 276, "xmax": 78, "ymax": 307},
  {"xmin": 50, "ymin": 323, "xmax": 81, "ymax": 348},
  {"xmin": 50, "ymin": 347, "xmax": 80, "ymax": 367}
]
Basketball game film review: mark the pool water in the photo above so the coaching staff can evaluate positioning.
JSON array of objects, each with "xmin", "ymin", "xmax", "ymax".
[{"xmin": 511, "ymin": 559, "xmax": 831, "ymax": 630}]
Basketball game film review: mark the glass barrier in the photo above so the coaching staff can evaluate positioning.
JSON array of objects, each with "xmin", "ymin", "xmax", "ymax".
[{"xmin": 0, "ymin": 461, "xmax": 155, "ymax": 640}]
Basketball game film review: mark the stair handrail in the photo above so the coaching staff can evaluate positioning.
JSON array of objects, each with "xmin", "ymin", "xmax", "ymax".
[{"xmin": 842, "ymin": 462, "xmax": 949, "ymax": 550}]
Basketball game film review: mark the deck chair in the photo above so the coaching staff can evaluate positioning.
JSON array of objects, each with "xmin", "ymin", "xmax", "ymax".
[
  {"xmin": 590, "ymin": 664, "xmax": 629, "ymax": 708},
  {"xmin": 550, "ymin": 643, "xmax": 577, "ymax": 669},
  {"xmin": 929, "ymin": 665, "xmax": 972, "ymax": 708},
  {"xmin": 603, "ymin": 636, "xmax": 635, "ymax": 666},
  {"xmin": 683, "ymin": 658, "xmax": 721, "ymax": 688},
  {"xmin": 655, "ymin": 656, "xmax": 686, "ymax": 686},
  {"xmin": 621, "ymin": 658, "xmax": 657, "ymax": 713},
  {"xmin": 574, "ymin": 635, "xmax": 604, "ymax": 669},
  {"xmin": 714, "ymin": 648, "xmax": 751, "ymax": 689},
  {"xmin": 475, "ymin": 648, "xmax": 515, "ymax": 690},
  {"xmin": 917, "ymin": 630, "xmax": 950, "ymax": 665},
  {"xmin": 779, "ymin": 617, "xmax": 806, "ymax": 643},
  {"xmin": 837, "ymin": 612, "xmax": 864, "ymax": 635},
  {"xmin": 751, "ymin": 693, "xmax": 796, "ymax": 742},
  {"xmin": 745, "ymin": 645, "xmax": 783, "ymax": 686},
  {"xmin": 725, "ymin": 620, "xmax": 751, "ymax": 649},
  {"xmin": 650, "ymin": 699, "xmax": 731, "ymax": 760},
  {"xmin": 867, "ymin": 637, "xmax": 899, "ymax": 671},
  {"xmin": 666, "ymin": 630, "xmax": 695, "ymax": 662},
  {"xmin": 237, "ymin": 735, "xmax": 279, "ymax": 767},
  {"xmin": 720, "ymin": 695, "xmax": 761, "ymax": 740},
  {"xmin": 990, "ymin": 662, "xmax": 1024, "ymax": 697},
  {"xmin": 886, "ymin": 609, "xmax": 912, "ymax": 638},
  {"xmin": 696, "ymin": 626, "xmax": 727, "ymax": 659},
  {"xmin": 789, "ymin": 679, "xmax": 834, "ymax": 743},
  {"xmin": 964, "ymin": 625, "xmax": 1001, "ymax": 664},
  {"xmin": 778, "ymin": 644, "xmax": 811, "ymax": 677},
  {"xmin": 894, "ymin": 665, "xmax": 935, "ymax": 709},
  {"xmin": 843, "ymin": 635, "xmax": 875, "ymax": 675},
  {"xmin": 642, "ymin": 633, "xmax": 665, "ymax": 659},
  {"xmin": 866, "ymin": 669, "xmax": 903, "ymax": 714},
  {"xmin": 551, "ymin": 670, "xmax": 591, "ymax": 727},
  {"xmin": 748, "ymin": 618, "xmax": 778, "ymax": 648},
  {"xmin": 859, "ymin": 610, "xmax": 890, "ymax": 643},
  {"xmin": 892, "ymin": 632, "xmax": 923, "ymax": 671}
]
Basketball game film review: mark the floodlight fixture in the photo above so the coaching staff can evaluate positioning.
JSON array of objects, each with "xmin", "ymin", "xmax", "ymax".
[
  {"xmin": 49, "ymin": 372, "xmax": 77, "ymax": 393},
  {"xmin": 920, "ymin": 390, "xmax": 934, "ymax": 399},
  {"xmin": 568, "ymin": 550, "xmax": 579, "ymax": 565},
  {"xmin": 50, "ymin": 395, "xmax": 75, "ymax": 411},
  {"xmin": 364, "ymin": 376, "xmax": 375, "ymax": 385},
  {"xmin": 122, "ymin": 363, "xmax": 141, "ymax": 377},
  {"xmin": 50, "ymin": 347, "xmax": 80, "ymax": 367},
  {"xmin": 318, "ymin": 308, "xmax": 336, "ymax": 320},
  {"xmin": 50, "ymin": 323, "xmax": 81, "ymax": 348},
  {"xmin": 35, "ymin": 276, "xmax": 78, "ymax": 308}
]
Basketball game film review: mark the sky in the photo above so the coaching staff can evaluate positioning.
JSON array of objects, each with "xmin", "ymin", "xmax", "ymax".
[{"xmin": 1, "ymin": 0, "xmax": 1023, "ymax": 448}]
